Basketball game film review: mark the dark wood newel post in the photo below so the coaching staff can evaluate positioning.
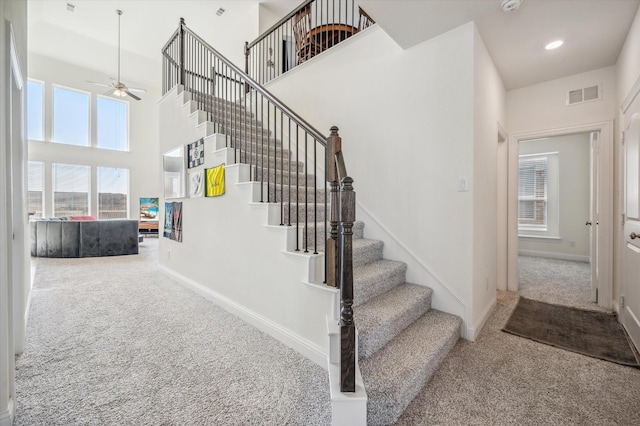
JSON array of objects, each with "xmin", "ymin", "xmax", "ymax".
[
  {"xmin": 326, "ymin": 126, "xmax": 341, "ymax": 288},
  {"xmin": 179, "ymin": 18, "xmax": 186, "ymax": 87},
  {"xmin": 339, "ymin": 175, "xmax": 356, "ymax": 392},
  {"xmin": 244, "ymin": 42, "xmax": 250, "ymax": 94}
]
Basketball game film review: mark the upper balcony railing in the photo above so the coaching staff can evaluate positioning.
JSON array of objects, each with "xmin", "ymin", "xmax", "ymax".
[{"xmin": 245, "ymin": 0, "xmax": 374, "ymax": 85}]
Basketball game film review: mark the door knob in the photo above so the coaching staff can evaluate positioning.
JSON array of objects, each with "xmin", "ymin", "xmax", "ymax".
[
  {"xmin": 631, "ymin": 232, "xmax": 639, "ymax": 240},
  {"xmin": 586, "ymin": 221, "xmax": 592, "ymax": 226}
]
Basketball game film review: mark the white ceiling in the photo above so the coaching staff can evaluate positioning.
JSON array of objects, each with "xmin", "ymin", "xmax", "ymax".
[
  {"xmin": 360, "ymin": 0, "xmax": 640, "ymax": 90},
  {"xmin": 28, "ymin": 0, "xmax": 640, "ymax": 91}
]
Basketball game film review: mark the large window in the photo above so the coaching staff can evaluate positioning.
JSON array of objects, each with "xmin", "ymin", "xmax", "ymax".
[
  {"xmin": 97, "ymin": 97, "xmax": 128, "ymax": 151},
  {"xmin": 27, "ymin": 80, "xmax": 44, "ymax": 141},
  {"xmin": 28, "ymin": 162, "xmax": 44, "ymax": 218},
  {"xmin": 53, "ymin": 163, "xmax": 90, "ymax": 216},
  {"xmin": 518, "ymin": 156, "xmax": 548, "ymax": 229},
  {"xmin": 98, "ymin": 167, "xmax": 129, "ymax": 219},
  {"xmin": 53, "ymin": 86, "xmax": 90, "ymax": 146}
]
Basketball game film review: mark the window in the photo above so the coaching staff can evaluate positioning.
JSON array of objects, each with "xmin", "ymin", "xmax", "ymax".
[
  {"xmin": 53, "ymin": 86, "xmax": 90, "ymax": 146},
  {"xmin": 518, "ymin": 152, "xmax": 559, "ymax": 238},
  {"xmin": 98, "ymin": 167, "xmax": 129, "ymax": 219},
  {"xmin": 28, "ymin": 162, "xmax": 44, "ymax": 218},
  {"xmin": 53, "ymin": 163, "xmax": 90, "ymax": 216},
  {"xmin": 518, "ymin": 156, "xmax": 548, "ymax": 229},
  {"xmin": 97, "ymin": 97, "xmax": 128, "ymax": 151},
  {"xmin": 27, "ymin": 80, "xmax": 44, "ymax": 141}
]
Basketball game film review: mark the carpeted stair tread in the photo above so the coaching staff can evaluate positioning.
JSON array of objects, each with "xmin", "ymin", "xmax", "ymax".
[
  {"xmin": 356, "ymin": 284, "xmax": 433, "ymax": 359},
  {"xmin": 353, "ymin": 260, "xmax": 407, "ymax": 307},
  {"xmin": 359, "ymin": 309, "xmax": 462, "ymax": 426},
  {"xmin": 352, "ymin": 239, "xmax": 384, "ymax": 268}
]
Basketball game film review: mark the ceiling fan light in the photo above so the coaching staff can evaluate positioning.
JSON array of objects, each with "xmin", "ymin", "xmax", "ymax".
[{"xmin": 113, "ymin": 88, "xmax": 126, "ymax": 97}]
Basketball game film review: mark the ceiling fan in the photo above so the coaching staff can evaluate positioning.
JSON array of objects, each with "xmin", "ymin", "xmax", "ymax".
[{"xmin": 87, "ymin": 10, "xmax": 146, "ymax": 101}]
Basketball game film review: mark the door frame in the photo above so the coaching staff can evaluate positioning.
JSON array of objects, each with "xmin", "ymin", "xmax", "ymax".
[{"xmin": 507, "ymin": 121, "xmax": 614, "ymax": 309}]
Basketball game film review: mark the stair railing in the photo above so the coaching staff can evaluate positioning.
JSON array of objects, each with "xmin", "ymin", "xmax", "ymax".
[
  {"xmin": 162, "ymin": 21, "xmax": 356, "ymax": 391},
  {"xmin": 245, "ymin": 0, "xmax": 375, "ymax": 85}
]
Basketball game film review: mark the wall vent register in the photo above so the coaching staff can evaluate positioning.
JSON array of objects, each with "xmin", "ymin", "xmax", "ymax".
[{"xmin": 567, "ymin": 84, "xmax": 601, "ymax": 106}]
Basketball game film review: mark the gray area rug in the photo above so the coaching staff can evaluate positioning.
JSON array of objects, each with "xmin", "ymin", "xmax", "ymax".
[
  {"xmin": 503, "ymin": 297, "xmax": 640, "ymax": 368},
  {"xmin": 15, "ymin": 239, "xmax": 331, "ymax": 425}
]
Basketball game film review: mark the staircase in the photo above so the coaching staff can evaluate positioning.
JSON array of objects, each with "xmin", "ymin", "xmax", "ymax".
[{"xmin": 162, "ymin": 20, "xmax": 462, "ymax": 425}]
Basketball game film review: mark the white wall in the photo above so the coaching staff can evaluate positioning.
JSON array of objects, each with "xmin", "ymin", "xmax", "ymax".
[
  {"xmin": 28, "ymin": 54, "xmax": 161, "ymax": 219},
  {"xmin": 265, "ymin": 23, "xmax": 485, "ymax": 337},
  {"xmin": 506, "ymin": 66, "xmax": 617, "ymax": 135},
  {"xmin": 1, "ymin": 1, "xmax": 28, "ymax": 423},
  {"xmin": 157, "ymin": 88, "xmax": 336, "ymax": 365},
  {"xmin": 518, "ymin": 133, "xmax": 591, "ymax": 261},
  {"xmin": 472, "ymin": 25, "xmax": 505, "ymax": 333},
  {"xmin": 617, "ymin": 6, "xmax": 640, "ymax": 104}
]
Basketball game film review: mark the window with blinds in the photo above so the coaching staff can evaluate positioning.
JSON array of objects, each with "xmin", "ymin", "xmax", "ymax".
[
  {"xmin": 53, "ymin": 163, "xmax": 90, "ymax": 216},
  {"xmin": 98, "ymin": 167, "xmax": 129, "ymax": 219},
  {"xmin": 518, "ymin": 155, "xmax": 548, "ymax": 229},
  {"xmin": 28, "ymin": 161, "xmax": 44, "ymax": 218}
]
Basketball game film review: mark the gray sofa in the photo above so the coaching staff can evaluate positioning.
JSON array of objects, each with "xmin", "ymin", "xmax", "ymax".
[{"xmin": 30, "ymin": 218, "xmax": 139, "ymax": 258}]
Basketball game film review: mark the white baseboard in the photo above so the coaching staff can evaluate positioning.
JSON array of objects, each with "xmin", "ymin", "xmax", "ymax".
[
  {"xmin": 466, "ymin": 299, "xmax": 496, "ymax": 342},
  {"xmin": 518, "ymin": 249, "xmax": 589, "ymax": 263},
  {"xmin": 0, "ymin": 398, "xmax": 14, "ymax": 426},
  {"xmin": 158, "ymin": 265, "xmax": 328, "ymax": 368}
]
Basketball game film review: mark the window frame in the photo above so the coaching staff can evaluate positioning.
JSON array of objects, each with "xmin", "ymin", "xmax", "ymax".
[{"xmin": 27, "ymin": 161, "xmax": 45, "ymax": 218}]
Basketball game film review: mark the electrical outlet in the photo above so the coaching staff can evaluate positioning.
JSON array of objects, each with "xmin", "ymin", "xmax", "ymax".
[
  {"xmin": 167, "ymin": 250, "xmax": 170, "ymax": 260},
  {"xmin": 458, "ymin": 176, "xmax": 469, "ymax": 192},
  {"xmin": 569, "ymin": 240, "xmax": 576, "ymax": 247}
]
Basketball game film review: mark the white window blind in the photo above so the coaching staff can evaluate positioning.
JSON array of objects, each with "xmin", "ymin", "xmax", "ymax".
[
  {"xmin": 28, "ymin": 161, "xmax": 44, "ymax": 218},
  {"xmin": 98, "ymin": 167, "xmax": 129, "ymax": 219},
  {"xmin": 518, "ymin": 156, "xmax": 547, "ymax": 228},
  {"xmin": 53, "ymin": 163, "xmax": 90, "ymax": 216}
]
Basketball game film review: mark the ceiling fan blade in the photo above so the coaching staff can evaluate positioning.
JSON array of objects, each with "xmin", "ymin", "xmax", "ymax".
[
  {"xmin": 124, "ymin": 90, "xmax": 141, "ymax": 101},
  {"xmin": 103, "ymin": 89, "xmax": 116, "ymax": 96},
  {"xmin": 86, "ymin": 80, "xmax": 113, "ymax": 88},
  {"xmin": 128, "ymin": 87, "xmax": 147, "ymax": 93}
]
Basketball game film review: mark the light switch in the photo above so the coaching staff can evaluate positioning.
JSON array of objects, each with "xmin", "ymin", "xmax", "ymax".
[{"xmin": 458, "ymin": 176, "xmax": 469, "ymax": 192}]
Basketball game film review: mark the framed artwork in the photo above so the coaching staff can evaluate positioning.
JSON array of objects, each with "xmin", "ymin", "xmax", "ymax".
[
  {"xmin": 140, "ymin": 197, "xmax": 159, "ymax": 221},
  {"xmin": 163, "ymin": 202, "xmax": 173, "ymax": 238},
  {"xmin": 172, "ymin": 202, "xmax": 183, "ymax": 242},
  {"xmin": 189, "ymin": 170, "xmax": 204, "ymax": 198},
  {"xmin": 205, "ymin": 164, "xmax": 225, "ymax": 197},
  {"xmin": 187, "ymin": 138, "xmax": 205, "ymax": 168}
]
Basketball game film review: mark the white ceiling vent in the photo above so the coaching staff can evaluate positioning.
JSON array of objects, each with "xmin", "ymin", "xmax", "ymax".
[{"xmin": 567, "ymin": 84, "xmax": 601, "ymax": 106}]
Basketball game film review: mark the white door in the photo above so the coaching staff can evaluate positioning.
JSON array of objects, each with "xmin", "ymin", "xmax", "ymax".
[
  {"xmin": 589, "ymin": 132, "xmax": 599, "ymax": 302},
  {"xmin": 622, "ymin": 112, "xmax": 640, "ymax": 351}
]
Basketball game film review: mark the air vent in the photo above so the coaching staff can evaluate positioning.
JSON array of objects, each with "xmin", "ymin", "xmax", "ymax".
[{"xmin": 567, "ymin": 84, "xmax": 601, "ymax": 106}]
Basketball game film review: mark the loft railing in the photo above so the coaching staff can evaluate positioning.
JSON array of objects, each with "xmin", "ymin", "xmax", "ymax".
[
  {"xmin": 245, "ymin": 0, "xmax": 374, "ymax": 85},
  {"xmin": 162, "ymin": 20, "xmax": 356, "ymax": 392}
]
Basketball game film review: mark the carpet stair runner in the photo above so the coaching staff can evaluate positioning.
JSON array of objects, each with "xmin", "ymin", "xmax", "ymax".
[{"xmin": 183, "ymin": 88, "xmax": 462, "ymax": 425}]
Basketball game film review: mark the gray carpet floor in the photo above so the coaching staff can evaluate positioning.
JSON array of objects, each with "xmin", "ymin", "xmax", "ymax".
[
  {"xmin": 17, "ymin": 248, "xmax": 640, "ymax": 425},
  {"xmin": 15, "ymin": 239, "xmax": 331, "ymax": 425}
]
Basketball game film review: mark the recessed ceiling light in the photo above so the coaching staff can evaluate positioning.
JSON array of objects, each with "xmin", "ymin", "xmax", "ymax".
[
  {"xmin": 215, "ymin": 8, "xmax": 226, "ymax": 16},
  {"xmin": 66, "ymin": 3, "xmax": 75, "ymax": 12},
  {"xmin": 545, "ymin": 40, "xmax": 564, "ymax": 50}
]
